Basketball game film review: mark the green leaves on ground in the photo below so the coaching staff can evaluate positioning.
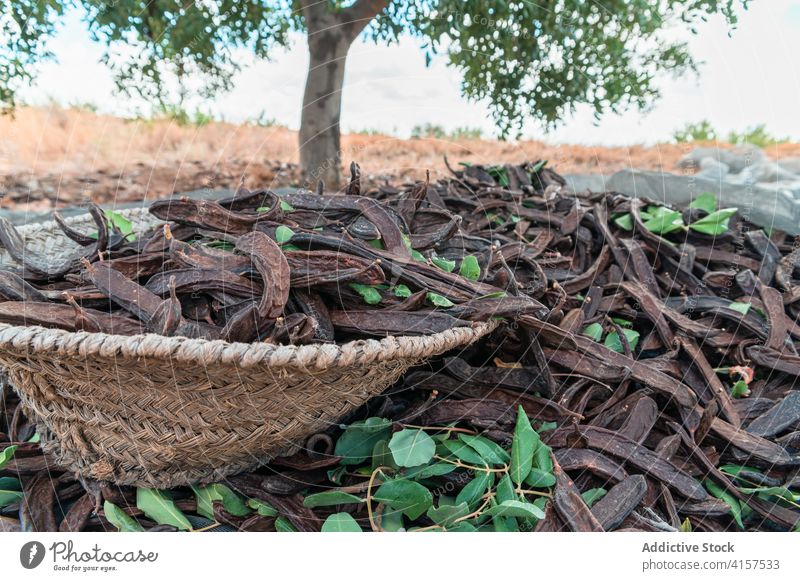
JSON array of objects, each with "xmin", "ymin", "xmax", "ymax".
[
  {"xmin": 688, "ymin": 208, "xmax": 738, "ymax": 236},
  {"xmin": 704, "ymin": 480, "xmax": 744, "ymax": 529},
  {"xmin": 388, "ymin": 429, "xmax": 436, "ymax": 467},
  {"xmin": 0, "ymin": 445, "xmax": 17, "ymax": 470},
  {"xmin": 274, "ymin": 225, "xmax": 295, "ymax": 244},
  {"xmin": 321, "ymin": 513, "xmax": 362, "ymax": 532},
  {"xmin": 104, "ymin": 501, "xmax": 145, "ymax": 532},
  {"xmin": 0, "ymin": 476, "xmax": 22, "ymax": 508},
  {"xmin": 426, "ymin": 292, "xmax": 454, "ymax": 308},
  {"xmin": 310, "ymin": 407, "xmax": 555, "ymax": 531},
  {"xmin": 688, "ymin": 192, "xmax": 717, "ymax": 214},
  {"xmin": 350, "ymin": 283, "xmax": 382, "ymax": 305},
  {"xmin": 334, "ymin": 417, "xmax": 392, "ymax": 465},
  {"xmin": 430, "ymin": 255, "xmax": 456, "ymax": 272},
  {"xmin": 604, "ymin": 329, "xmax": 640, "ymax": 353},
  {"xmin": 581, "ymin": 322, "xmax": 603, "ymax": 341},
  {"xmin": 136, "ymin": 488, "xmax": 192, "ymax": 531},
  {"xmin": 105, "ymin": 210, "xmax": 136, "ymax": 241},
  {"xmin": 459, "ymin": 255, "xmax": 481, "ymax": 280},
  {"xmin": 642, "ymin": 207, "xmax": 684, "ymax": 235},
  {"xmin": 510, "ymin": 406, "xmax": 539, "ymax": 484},
  {"xmin": 611, "ymin": 203, "xmax": 739, "ymax": 237},
  {"xmin": 191, "ymin": 483, "xmax": 250, "ymax": 519},
  {"xmin": 373, "ymin": 479, "xmax": 432, "ymax": 520}
]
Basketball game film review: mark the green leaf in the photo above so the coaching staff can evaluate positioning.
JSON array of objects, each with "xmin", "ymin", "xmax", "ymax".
[
  {"xmin": 0, "ymin": 445, "xmax": 18, "ymax": 470},
  {"xmin": 458, "ymin": 434, "xmax": 510, "ymax": 465},
  {"xmin": 247, "ymin": 498, "xmax": 278, "ymax": 517},
  {"xmin": 604, "ymin": 329, "xmax": 640, "ymax": 353},
  {"xmin": 689, "ymin": 208, "xmax": 738, "ymax": 235},
  {"xmin": 105, "ymin": 210, "xmax": 135, "ymax": 239},
  {"xmin": 731, "ymin": 380, "xmax": 750, "ymax": 398},
  {"xmin": 373, "ymin": 479, "xmax": 433, "ymax": 520},
  {"xmin": 613, "ymin": 213, "xmax": 633, "ymax": 231},
  {"xmin": 427, "ymin": 502, "xmax": 470, "ymax": 526},
  {"xmin": 103, "ymin": 501, "xmax": 145, "ymax": 532},
  {"xmin": 728, "ymin": 301, "xmax": 751, "ymax": 315},
  {"xmin": 581, "ymin": 488, "xmax": 608, "ymax": 508},
  {"xmin": 430, "ymin": 255, "xmax": 456, "ymax": 272},
  {"xmin": 350, "ymin": 283, "xmax": 382, "ymax": 305},
  {"xmin": 440, "ymin": 439, "xmax": 486, "ymax": 465},
  {"xmin": 533, "ymin": 439, "xmax": 554, "ymax": 472},
  {"xmin": 0, "ymin": 488, "xmax": 23, "ymax": 508},
  {"xmin": 426, "ymin": 292, "xmax": 454, "ymax": 308},
  {"xmin": 704, "ymin": 480, "xmax": 744, "ymax": 529},
  {"xmin": 334, "ymin": 417, "xmax": 392, "ymax": 465},
  {"xmin": 377, "ymin": 505, "xmax": 405, "ymax": 531},
  {"xmin": 0, "ymin": 477, "xmax": 21, "ymax": 490},
  {"xmin": 509, "ymin": 406, "xmax": 538, "ymax": 484},
  {"xmin": 274, "ymin": 225, "xmax": 295, "ymax": 244},
  {"xmin": 303, "ymin": 490, "xmax": 363, "ymax": 508},
  {"xmin": 531, "ymin": 160, "xmax": 547, "ymax": 173},
  {"xmin": 459, "ymin": 255, "xmax": 481, "ymax": 281},
  {"xmin": 477, "ymin": 291, "xmax": 507, "ymax": 300},
  {"xmin": 581, "ymin": 322, "xmax": 603, "ymax": 341},
  {"xmin": 611, "ymin": 317, "xmax": 634, "ymax": 328},
  {"xmin": 367, "ymin": 238, "xmax": 384, "ymax": 250},
  {"xmin": 411, "ymin": 248, "xmax": 426, "ymax": 262},
  {"xmin": 191, "ymin": 483, "xmax": 250, "ymax": 519},
  {"xmin": 681, "ymin": 517, "xmax": 693, "ymax": 532},
  {"xmin": 204, "ymin": 240, "xmax": 235, "ymax": 251},
  {"xmin": 523, "ymin": 468, "xmax": 556, "ymax": 488},
  {"xmin": 495, "ymin": 474, "xmax": 516, "ymax": 504},
  {"xmin": 393, "ymin": 284, "xmax": 412, "ymax": 298},
  {"xmin": 483, "ymin": 500, "xmax": 546, "ymax": 519},
  {"xmin": 371, "ymin": 439, "xmax": 397, "ymax": 471},
  {"xmin": 488, "ymin": 165, "xmax": 510, "ymax": 187},
  {"xmin": 643, "ymin": 209, "xmax": 684, "ymax": 235},
  {"xmin": 280, "ymin": 200, "xmax": 294, "ymax": 212},
  {"xmin": 136, "ymin": 488, "xmax": 192, "ymax": 531},
  {"xmin": 388, "ymin": 429, "xmax": 436, "ymax": 467},
  {"xmin": 275, "ymin": 516, "xmax": 297, "ymax": 532},
  {"xmin": 321, "ymin": 512, "xmax": 362, "ymax": 532},
  {"xmin": 738, "ymin": 486, "xmax": 797, "ymax": 503},
  {"xmin": 404, "ymin": 462, "xmax": 456, "ymax": 480},
  {"xmin": 455, "ymin": 471, "xmax": 494, "ymax": 508},
  {"xmin": 689, "ymin": 192, "xmax": 717, "ymax": 213}
]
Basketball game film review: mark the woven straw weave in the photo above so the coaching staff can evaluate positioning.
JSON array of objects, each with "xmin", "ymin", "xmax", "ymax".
[{"xmin": 0, "ymin": 207, "xmax": 496, "ymax": 487}]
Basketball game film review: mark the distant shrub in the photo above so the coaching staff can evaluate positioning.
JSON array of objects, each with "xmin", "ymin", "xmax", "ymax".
[
  {"xmin": 449, "ymin": 126, "xmax": 483, "ymax": 140},
  {"xmin": 248, "ymin": 111, "xmax": 284, "ymax": 128},
  {"xmin": 411, "ymin": 123, "xmax": 447, "ymax": 139},
  {"xmin": 726, "ymin": 125, "xmax": 788, "ymax": 148},
  {"xmin": 412, "ymin": 123, "xmax": 484, "ymax": 140},
  {"xmin": 155, "ymin": 104, "xmax": 214, "ymax": 127},
  {"xmin": 673, "ymin": 120, "xmax": 717, "ymax": 143},
  {"xmin": 69, "ymin": 101, "xmax": 99, "ymax": 113}
]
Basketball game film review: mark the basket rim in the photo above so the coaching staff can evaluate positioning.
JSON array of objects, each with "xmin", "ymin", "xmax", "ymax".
[{"xmin": 0, "ymin": 319, "xmax": 498, "ymax": 371}]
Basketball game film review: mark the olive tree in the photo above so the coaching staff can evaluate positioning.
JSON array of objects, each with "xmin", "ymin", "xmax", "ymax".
[{"xmin": 1, "ymin": 1, "xmax": 746, "ymax": 186}]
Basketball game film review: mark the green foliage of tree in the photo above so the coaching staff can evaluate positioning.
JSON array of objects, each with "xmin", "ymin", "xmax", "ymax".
[{"xmin": 2, "ymin": 1, "xmax": 747, "ymax": 184}]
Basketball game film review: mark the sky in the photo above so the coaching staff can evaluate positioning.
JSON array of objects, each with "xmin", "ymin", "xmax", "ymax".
[{"xmin": 15, "ymin": 0, "xmax": 800, "ymax": 145}]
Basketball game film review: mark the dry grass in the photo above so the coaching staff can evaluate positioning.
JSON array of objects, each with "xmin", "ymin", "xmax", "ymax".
[{"xmin": 2, "ymin": 105, "xmax": 799, "ymax": 210}]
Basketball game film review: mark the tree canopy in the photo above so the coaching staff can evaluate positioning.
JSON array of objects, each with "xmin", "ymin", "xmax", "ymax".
[{"xmin": 1, "ymin": 1, "xmax": 747, "ymax": 182}]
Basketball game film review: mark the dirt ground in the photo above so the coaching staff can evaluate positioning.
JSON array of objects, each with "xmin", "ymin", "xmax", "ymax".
[{"xmin": 3, "ymin": 106, "xmax": 800, "ymax": 211}]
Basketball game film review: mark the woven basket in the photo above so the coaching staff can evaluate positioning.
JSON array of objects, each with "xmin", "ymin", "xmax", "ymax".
[{"xmin": 0, "ymin": 207, "xmax": 496, "ymax": 488}]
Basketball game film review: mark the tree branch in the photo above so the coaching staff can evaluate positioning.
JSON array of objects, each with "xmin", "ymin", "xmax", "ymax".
[{"xmin": 341, "ymin": 0, "xmax": 390, "ymax": 39}]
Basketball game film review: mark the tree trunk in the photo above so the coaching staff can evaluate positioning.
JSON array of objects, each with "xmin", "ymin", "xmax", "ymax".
[
  {"xmin": 299, "ymin": 31, "xmax": 350, "ymax": 190},
  {"xmin": 298, "ymin": 0, "xmax": 389, "ymax": 189}
]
